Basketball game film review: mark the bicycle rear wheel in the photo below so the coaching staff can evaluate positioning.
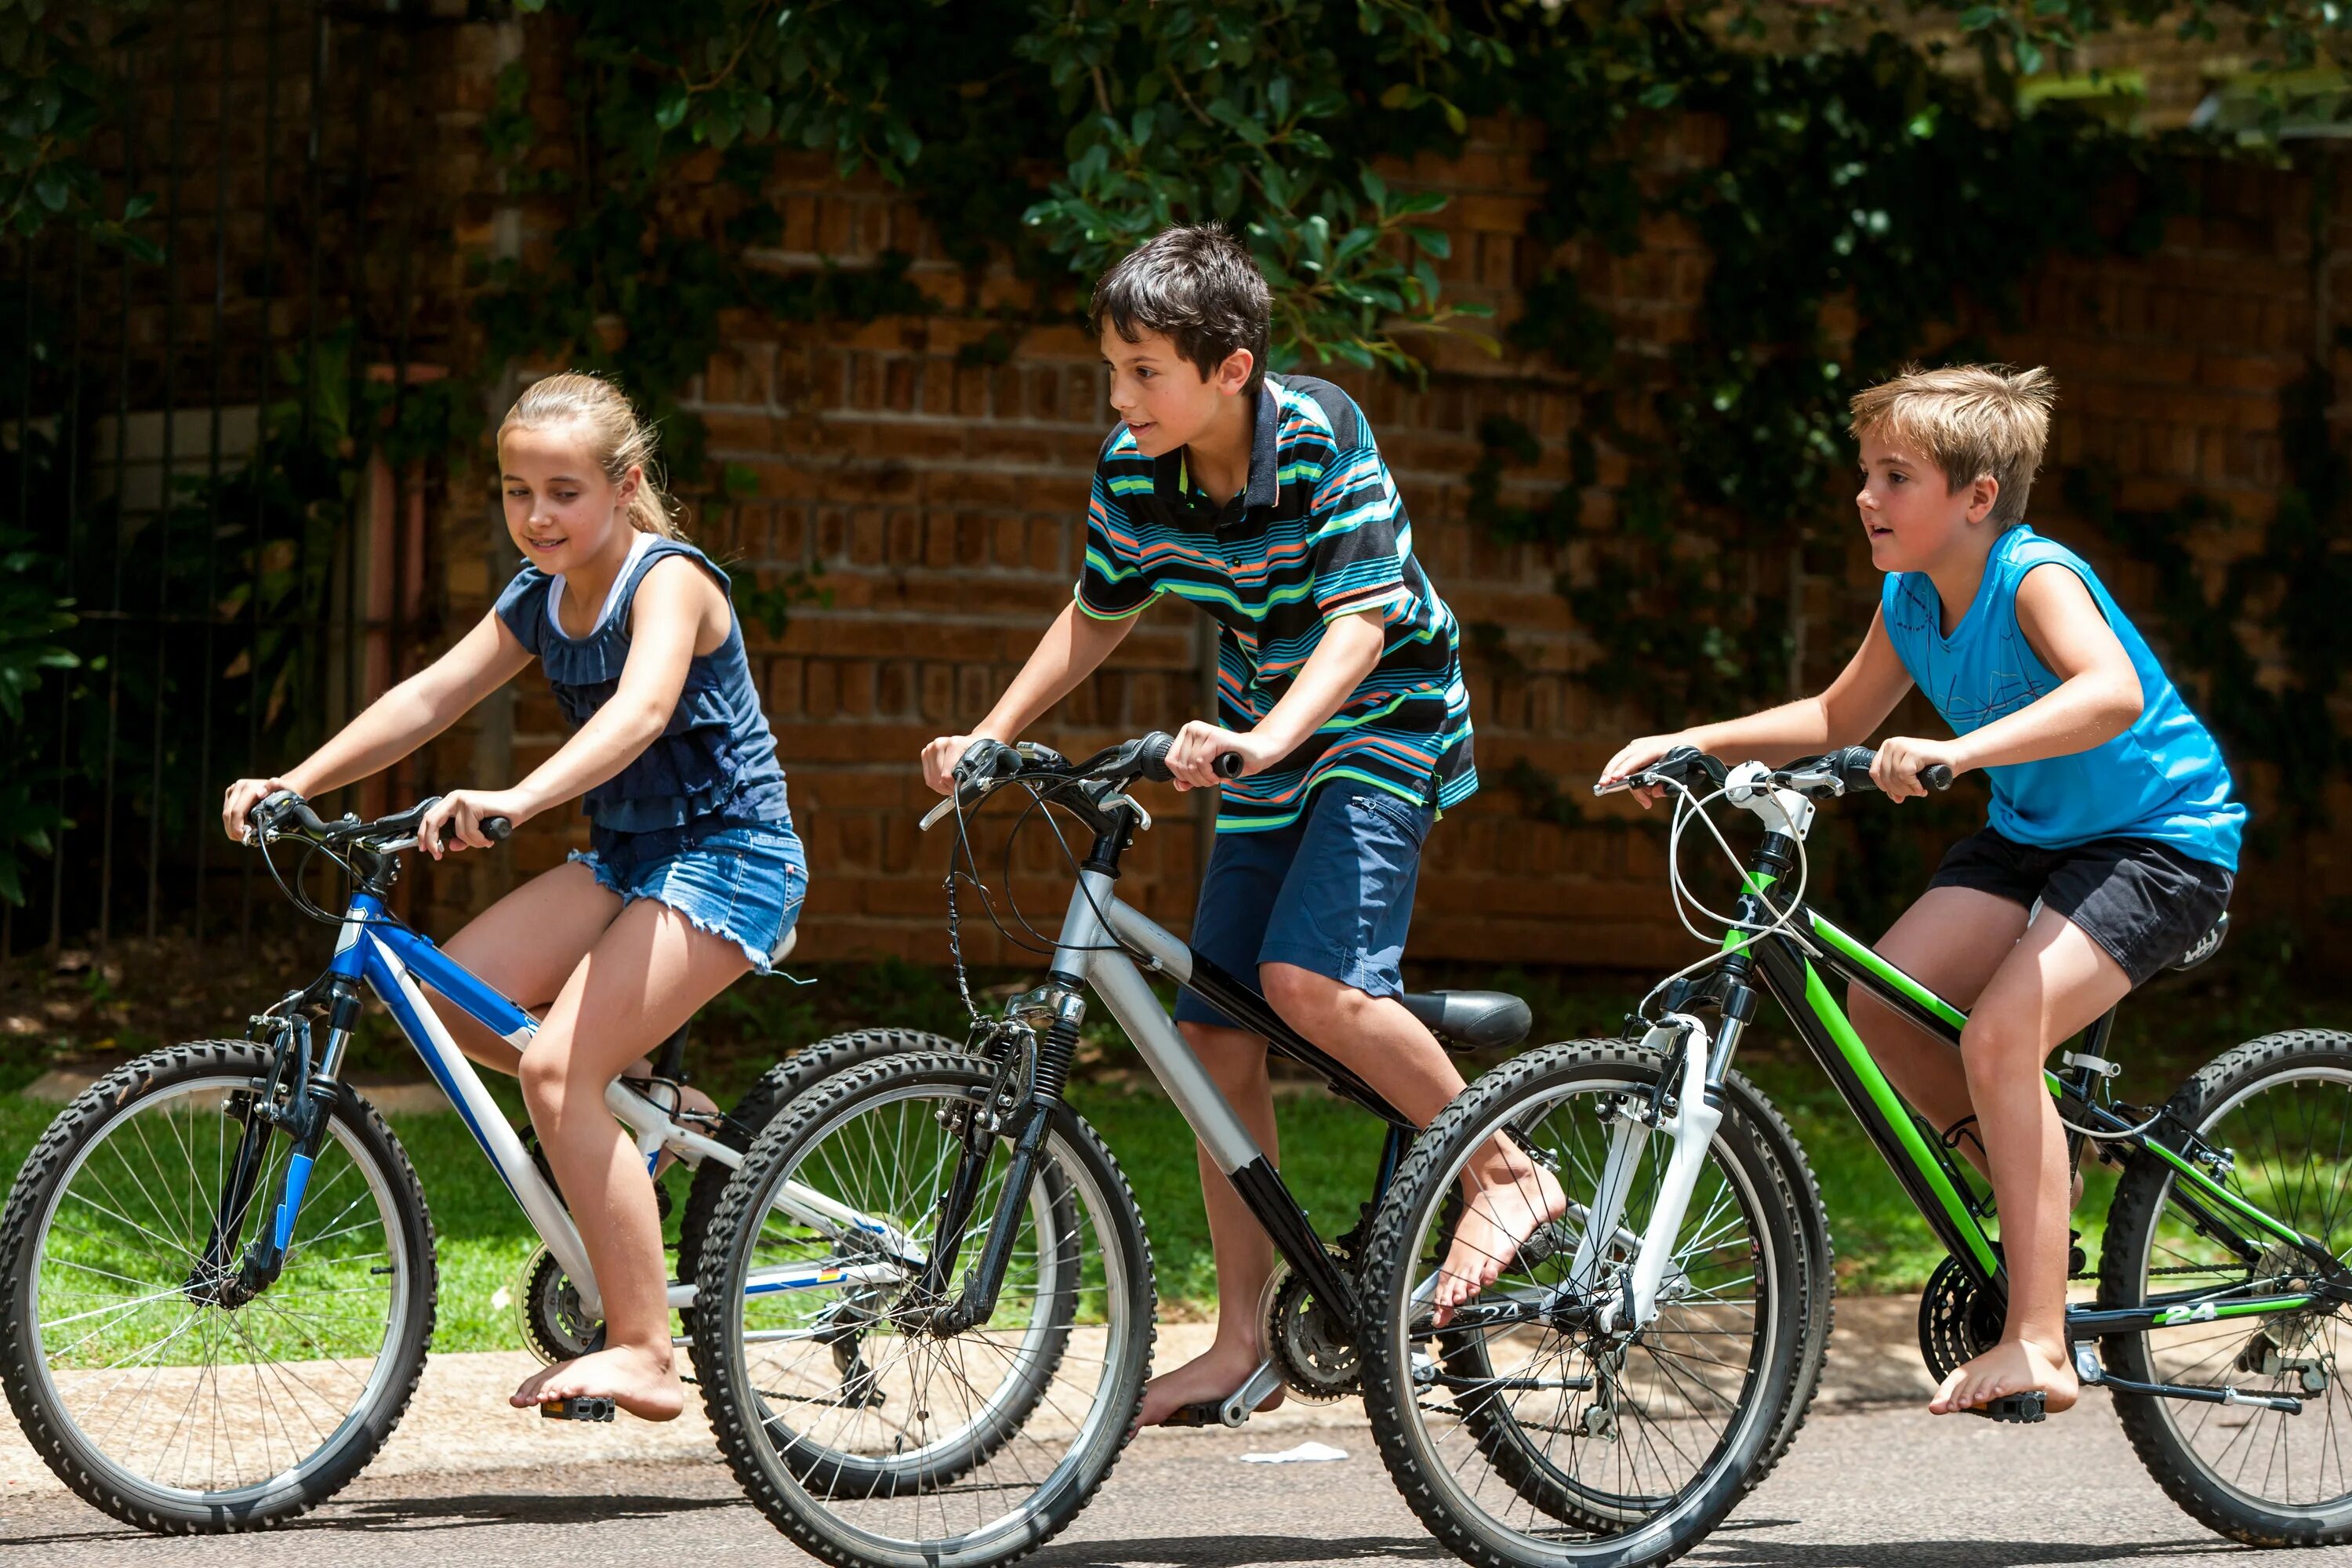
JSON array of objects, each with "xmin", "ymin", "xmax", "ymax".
[
  {"xmin": 1358, "ymin": 1040, "xmax": 1813, "ymax": 1568},
  {"xmin": 0, "ymin": 1041, "xmax": 434, "ymax": 1533},
  {"xmin": 2098, "ymin": 1029, "xmax": 2352, "ymax": 1546},
  {"xmin": 694, "ymin": 1051, "xmax": 1152, "ymax": 1568}
]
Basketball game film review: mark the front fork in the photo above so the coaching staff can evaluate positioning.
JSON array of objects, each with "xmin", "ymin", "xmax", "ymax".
[
  {"xmin": 1586, "ymin": 1011, "xmax": 1730, "ymax": 1336},
  {"xmin": 920, "ymin": 986, "xmax": 1084, "ymax": 1336},
  {"xmin": 194, "ymin": 984, "xmax": 361, "ymax": 1308}
]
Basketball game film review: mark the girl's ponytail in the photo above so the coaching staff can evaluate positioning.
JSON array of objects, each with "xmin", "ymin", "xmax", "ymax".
[{"xmin": 500, "ymin": 371, "xmax": 688, "ymax": 540}]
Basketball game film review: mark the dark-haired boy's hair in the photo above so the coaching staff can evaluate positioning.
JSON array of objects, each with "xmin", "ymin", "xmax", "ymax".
[{"xmin": 1087, "ymin": 224, "xmax": 1272, "ymax": 394}]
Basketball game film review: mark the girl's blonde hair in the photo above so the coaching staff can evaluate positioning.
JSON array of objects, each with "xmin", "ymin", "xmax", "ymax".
[
  {"xmin": 1847, "ymin": 363, "xmax": 2056, "ymax": 530},
  {"xmin": 499, "ymin": 371, "xmax": 688, "ymax": 539}
]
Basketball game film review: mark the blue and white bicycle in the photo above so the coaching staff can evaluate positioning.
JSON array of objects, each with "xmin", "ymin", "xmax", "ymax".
[{"xmin": 0, "ymin": 789, "xmax": 1000, "ymax": 1534}]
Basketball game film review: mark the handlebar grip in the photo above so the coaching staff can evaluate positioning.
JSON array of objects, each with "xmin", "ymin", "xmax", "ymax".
[
  {"xmin": 1833, "ymin": 747, "xmax": 1952, "ymax": 793},
  {"xmin": 1133, "ymin": 732, "xmax": 1244, "ymax": 782},
  {"xmin": 1136, "ymin": 731, "xmax": 1176, "ymax": 782},
  {"xmin": 435, "ymin": 817, "xmax": 513, "ymax": 848}
]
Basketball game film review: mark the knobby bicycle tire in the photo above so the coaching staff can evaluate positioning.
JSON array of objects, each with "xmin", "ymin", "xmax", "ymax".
[{"xmin": 0, "ymin": 1040, "xmax": 436, "ymax": 1534}]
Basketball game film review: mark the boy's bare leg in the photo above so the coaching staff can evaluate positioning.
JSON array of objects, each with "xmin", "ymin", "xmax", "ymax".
[
  {"xmin": 1849, "ymin": 887, "xmax": 2027, "ymax": 1163},
  {"xmin": 1929, "ymin": 911, "xmax": 2131, "ymax": 1416},
  {"xmin": 1850, "ymin": 888, "xmax": 2086, "ymax": 1207},
  {"xmin": 1134, "ymin": 1021, "xmax": 1285, "ymax": 1428},
  {"xmin": 1260, "ymin": 965, "xmax": 1563, "ymax": 1329},
  {"xmin": 508, "ymin": 898, "xmax": 751, "ymax": 1421},
  {"xmin": 1136, "ymin": 966, "xmax": 1567, "ymax": 1426}
]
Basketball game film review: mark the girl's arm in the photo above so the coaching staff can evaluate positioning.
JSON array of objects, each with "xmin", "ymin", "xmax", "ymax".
[
  {"xmin": 1599, "ymin": 610, "xmax": 1915, "ymax": 802},
  {"xmin": 920, "ymin": 602, "xmax": 1140, "ymax": 793},
  {"xmin": 416, "ymin": 555, "xmax": 721, "ymax": 856},
  {"xmin": 218, "ymin": 609, "xmax": 532, "ymax": 840},
  {"xmin": 1164, "ymin": 609, "xmax": 1381, "ymax": 786},
  {"xmin": 1872, "ymin": 564, "xmax": 2142, "ymax": 799}
]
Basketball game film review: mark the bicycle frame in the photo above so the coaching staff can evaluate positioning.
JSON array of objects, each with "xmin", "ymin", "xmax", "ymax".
[
  {"xmin": 1053, "ymin": 870, "xmax": 1421, "ymax": 1327},
  {"xmin": 269, "ymin": 888, "xmax": 914, "ymax": 1322},
  {"xmin": 1753, "ymin": 909, "xmax": 2341, "ymax": 1343},
  {"xmin": 1574, "ymin": 831, "xmax": 2345, "ymax": 1379}
]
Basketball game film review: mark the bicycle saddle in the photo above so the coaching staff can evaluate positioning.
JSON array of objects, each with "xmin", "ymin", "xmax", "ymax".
[
  {"xmin": 1400, "ymin": 990, "xmax": 1533, "ymax": 1051},
  {"xmin": 2170, "ymin": 910, "xmax": 2227, "ymax": 973}
]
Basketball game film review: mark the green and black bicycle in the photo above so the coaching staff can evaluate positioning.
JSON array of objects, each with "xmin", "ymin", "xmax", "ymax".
[{"xmin": 1354, "ymin": 745, "xmax": 2350, "ymax": 1568}]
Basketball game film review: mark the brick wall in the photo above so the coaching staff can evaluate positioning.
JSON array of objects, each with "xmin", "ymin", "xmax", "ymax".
[{"xmin": 419, "ymin": 85, "xmax": 2352, "ymax": 971}]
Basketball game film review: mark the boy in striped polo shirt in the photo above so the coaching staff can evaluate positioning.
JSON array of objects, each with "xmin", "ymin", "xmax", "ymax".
[{"xmin": 921, "ymin": 225, "xmax": 1563, "ymax": 1428}]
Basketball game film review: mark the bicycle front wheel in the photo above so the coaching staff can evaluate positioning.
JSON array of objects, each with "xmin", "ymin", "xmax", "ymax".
[
  {"xmin": 0, "ymin": 1041, "xmax": 435, "ymax": 1533},
  {"xmin": 694, "ymin": 1050, "xmax": 1152, "ymax": 1568},
  {"xmin": 1359, "ymin": 1040, "xmax": 1814, "ymax": 1568},
  {"xmin": 2098, "ymin": 1029, "xmax": 2352, "ymax": 1546}
]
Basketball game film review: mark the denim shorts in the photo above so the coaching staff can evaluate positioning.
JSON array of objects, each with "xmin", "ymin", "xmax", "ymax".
[
  {"xmin": 568, "ymin": 819, "xmax": 808, "ymax": 975},
  {"xmin": 1173, "ymin": 781, "xmax": 1433, "ymax": 1029}
]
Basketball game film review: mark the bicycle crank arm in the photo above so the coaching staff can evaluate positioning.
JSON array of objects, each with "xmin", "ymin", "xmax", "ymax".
[{"xmin": 2072, "ymin": 1345, "xmax": 2304, "ymax": 1414}]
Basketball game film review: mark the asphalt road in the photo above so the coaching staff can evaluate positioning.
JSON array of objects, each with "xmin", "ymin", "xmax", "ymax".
[{"xmin": 2, "ymin": 1392, "xmax": 2333, "ymax": 1568}]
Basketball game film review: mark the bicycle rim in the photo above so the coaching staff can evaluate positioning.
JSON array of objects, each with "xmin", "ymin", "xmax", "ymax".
[
  {"xmin": 724, "ymin": 1073, "xmax": 1136, "ymax": 1557},
  {"xmin": 27, "ymin": 1073, "xmax": 416, "ymax": 1508},
  {"xmin": 2130, "ymin": 1061, "xmax": 2352, "ymax": 1515}
]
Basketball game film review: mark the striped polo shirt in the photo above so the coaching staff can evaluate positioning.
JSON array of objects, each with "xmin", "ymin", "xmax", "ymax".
[{"xmin": 1076, "ymin": 372, "xmax": 1477, "ymax": 833}]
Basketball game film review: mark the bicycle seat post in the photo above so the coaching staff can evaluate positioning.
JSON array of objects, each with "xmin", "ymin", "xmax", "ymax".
[{"xmin": 651, "ymin": 1022, "xmax": 690, "ymax": 1085}]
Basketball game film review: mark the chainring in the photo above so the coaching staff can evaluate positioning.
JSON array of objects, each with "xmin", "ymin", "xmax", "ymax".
[
  {"xmin": 1916, "ymin": 1253, "xmax": 2005, "ymax": 1384},
  {"xmin": 517, "ymin": 1246, "xmax": 604, "ymax": 1366},
  {"xmin": 1262, "ymin": 1246, "xmax": 1361, "ymax": 1403}
]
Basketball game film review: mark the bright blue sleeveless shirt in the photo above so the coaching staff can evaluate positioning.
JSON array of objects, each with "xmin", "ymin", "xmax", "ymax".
[
  {"xmin": 1880, "ymin": 525, "xmax": 2243, "ymax": 872},
  {"xmin": 494, "ymin": 537, "xmax": 790, "ymax": 852}
]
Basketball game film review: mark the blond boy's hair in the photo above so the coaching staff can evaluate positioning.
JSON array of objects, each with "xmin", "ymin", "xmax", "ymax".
[{"xmin": 1846, "ymin": 364, "xmax": 2056, "ymax": 530}]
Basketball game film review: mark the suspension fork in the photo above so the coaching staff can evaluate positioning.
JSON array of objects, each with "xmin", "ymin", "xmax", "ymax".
[{"xmin": 921, "ymin": 987, "xmax": 1085, "ymax": 1336}]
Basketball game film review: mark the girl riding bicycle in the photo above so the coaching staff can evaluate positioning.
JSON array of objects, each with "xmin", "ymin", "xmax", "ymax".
[{"xmin": 220, "ymin": 371, "xmax": 806, "ymax": 1422}]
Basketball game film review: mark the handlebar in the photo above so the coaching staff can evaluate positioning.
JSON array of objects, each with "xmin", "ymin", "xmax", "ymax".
[
  {"xmin": 1595, "ymin": 745, "xmax": 1951, "ymax": 800},
  {"xmin": 248, "ymin": 790, "xmax": 513, "ymax": 851},
  {"xmin": 920, "ymin": 731, "xmax": 1245, "ymax": 830}
]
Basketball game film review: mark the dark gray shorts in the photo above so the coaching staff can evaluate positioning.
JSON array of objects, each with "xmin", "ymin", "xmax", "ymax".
[{"xmin": 1927, "ymin": 826, "xmax": 2232, "ymax": 988}]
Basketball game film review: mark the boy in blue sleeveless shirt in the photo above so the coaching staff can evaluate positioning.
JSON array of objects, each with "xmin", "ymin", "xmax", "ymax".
[
  {"xmin": 1603, "ymin": 365, "xmax": 2241, "ymax": 1418},
  {"xmin": 923, "ymin": 226, "xmax": 1561, "ymax": 1428}
]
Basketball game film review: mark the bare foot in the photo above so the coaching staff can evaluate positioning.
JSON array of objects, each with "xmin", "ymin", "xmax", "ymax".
[
  {"xmin": 1929, "ymin": 1336, "xmax": 2079, "ymax": 1416},
  {"xmin": 1133, "ymin": 1341, "xmax": 1283, "ymax": 1430},
  {"xmin": 1431, "ymin": 1163, "xmax": 1567, "ymax": 1328},
  {"xmin": 510, "ymin": 1342, "xmax": 684, "ymax": 1422}
]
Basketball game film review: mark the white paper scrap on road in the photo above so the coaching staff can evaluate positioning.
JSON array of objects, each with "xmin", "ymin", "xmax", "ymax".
[{"xmin": 1237, "ymin": 1441, "xmax": 1348, "ymax": 1464}]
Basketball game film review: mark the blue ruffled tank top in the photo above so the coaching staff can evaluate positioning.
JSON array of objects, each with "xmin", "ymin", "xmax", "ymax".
[
  {"xmin": 1881, "ymin": 524, "xmax": 2243, "ymax": 871},
  {"xmin": 494, "ymin": 536, "xmax": 789, "ymax": 851}
]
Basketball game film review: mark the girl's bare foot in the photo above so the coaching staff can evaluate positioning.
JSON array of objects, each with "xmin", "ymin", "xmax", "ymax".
[
  {"xmin": 1133, "ymin": 1341, "xmax": 1283, "ymax": 1429},
  {"xmin": 1928, "ymin": 1336, "xmax": 2079, "ymax": 1416},
  {"xmin": 510, "ymin": 1342, "xmax": 684, "ymax": 1422},
  {"xmin": 1431, "ymin": 1163, "xmax": 1567, "ymax": 1327}
]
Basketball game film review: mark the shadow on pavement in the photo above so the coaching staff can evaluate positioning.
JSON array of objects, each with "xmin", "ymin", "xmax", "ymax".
[
  {"xmin": 314, "ymin": 1490, "xmax": 742, "ymax": 1534},
  {"xmin": 0, "ymin": 1488, "xmax": 743, "ymax": 1549},
  {"xmin": 1690, "ymin": 1540, "xmax": 2251, "ymax": 1565},
  {"xmin": 1034, "ymin": 1536, "xmax": 1450, "ymax": 1566}
]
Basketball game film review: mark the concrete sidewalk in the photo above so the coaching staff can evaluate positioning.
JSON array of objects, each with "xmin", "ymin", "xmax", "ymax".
[{"xmin": 0, "ymin": 1296, "xmax": 1941, "ymax": 1501}]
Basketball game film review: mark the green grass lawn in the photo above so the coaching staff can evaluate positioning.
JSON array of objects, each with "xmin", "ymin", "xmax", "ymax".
[{"xmin": 0, "ymin": 1047, "xmax": 2118, "ymax": 1357}]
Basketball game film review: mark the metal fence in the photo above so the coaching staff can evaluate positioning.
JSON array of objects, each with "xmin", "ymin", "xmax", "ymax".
[{"xmin": 2, "ymin": 1, "xmax": 458, "ymax": 955}]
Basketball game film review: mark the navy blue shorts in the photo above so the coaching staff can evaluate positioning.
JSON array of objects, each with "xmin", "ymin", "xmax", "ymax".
[{"xmin": 1173, "ymin": 781, "xmax": 1433, "ymax": 1030}]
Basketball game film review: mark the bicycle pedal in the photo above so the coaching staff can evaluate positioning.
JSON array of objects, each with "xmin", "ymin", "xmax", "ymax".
[
  {"xmin": 1158, "ymin": 1399, "xmax": 1226, "ymax": 1429},
  {"xmin": 1966, "ymin": 1391, "xmax": 2046, "ymax": 1424},
  {"xmin": 540, "ymin": 1396, "xmax": 616, "ymax": 1422}
]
